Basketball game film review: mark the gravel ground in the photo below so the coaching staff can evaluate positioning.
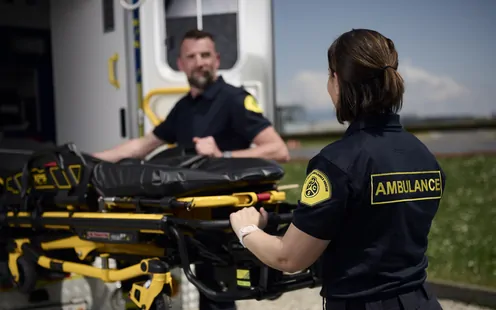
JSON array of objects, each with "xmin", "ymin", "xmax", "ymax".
[{"xmin": 236, "ymin": 287, "xmax": 495, "ymax": 310}]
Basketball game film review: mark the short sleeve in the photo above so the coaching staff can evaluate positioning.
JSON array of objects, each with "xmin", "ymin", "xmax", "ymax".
[
  {"xmin": 230, "ymin": 92, "xmax": 272, "ymax": 142},
  {"xmin": 291, "ymin": 154, "xmax": 350, "ymax": 241},
  {"xmin": 439, "ymin": 165, "xmax": 447, "ymax": 193},
  {"xmin": 152, "ymin": 105, "xmax": 178, "ymax": 143}
]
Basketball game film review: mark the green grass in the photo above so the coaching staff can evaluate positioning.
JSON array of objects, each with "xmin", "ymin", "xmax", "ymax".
[
  {"xmin": 278, "ymin": 154, "xmax": 496, "ymax": 288},
  {"xmin": 284, "ymin": 132, "xmax": 444, "ymax": 149}
]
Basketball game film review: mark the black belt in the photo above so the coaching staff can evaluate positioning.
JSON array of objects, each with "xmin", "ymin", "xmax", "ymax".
[{"xmin": 323, "ymin": 283, "xmax": 435, "ymax": 310}]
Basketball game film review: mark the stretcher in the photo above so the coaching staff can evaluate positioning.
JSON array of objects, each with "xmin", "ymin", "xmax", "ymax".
[{"xmin": 0, "ymin": 140, "xmax": 322, "ymax": 310}]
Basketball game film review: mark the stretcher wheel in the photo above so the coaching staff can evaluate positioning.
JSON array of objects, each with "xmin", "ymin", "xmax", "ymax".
[
  {"xmin": 12, "ymin": 255, "xmax": 37, "ymax": 294},
  {"xmin": 150, "ymin": 293, "xmax": 171, "ymax": 310}
]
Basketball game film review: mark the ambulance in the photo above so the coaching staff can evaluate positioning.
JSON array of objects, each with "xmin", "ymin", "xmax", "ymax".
[{"xmin": 0, "ymin": 0, "xmax": 276, "ymax": 309}]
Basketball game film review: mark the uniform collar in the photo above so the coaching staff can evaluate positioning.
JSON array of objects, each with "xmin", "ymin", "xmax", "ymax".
[
  {"xmin": 345, "ymin": 113, "xmax": 403, "ymax": 135},
  {"xmin": 192, "ymin": 75, "xmax": 225, "ymax": 100}
]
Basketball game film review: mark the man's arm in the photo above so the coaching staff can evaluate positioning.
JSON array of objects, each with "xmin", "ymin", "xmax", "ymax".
[
  {"xmin": 93, "ymin": 105, "xmax": 179, "ymax": 163},
  {"xmin": 230, "ymin": 93, "xmax": 290, "ymax": 163},
  {"xmin": 231, "ymin": 126, "xmax": 290, "ymax": 162},
  {"xmin": 92, "ymin": 132, "xmax": 165, "ymax": 163}
]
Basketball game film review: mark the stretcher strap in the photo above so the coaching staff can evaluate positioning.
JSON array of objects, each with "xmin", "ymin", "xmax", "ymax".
[
  {"xmin": 20, "ymin": 150, "xmax": 62, "ymax": 199},
  {"xmin": 30, "ymin": 201, "xmax": 44, "ymax": 231},
  {"xmin": 0, "ymin": 181, "xmax": 5, "ymax": 216},
  {"xmin": 0, "ymin": 195, "xmax": 6, "ymax": 224},
  {"xmin": 18, "ymin": 143, "xmax": 94, "ymax": 208}
]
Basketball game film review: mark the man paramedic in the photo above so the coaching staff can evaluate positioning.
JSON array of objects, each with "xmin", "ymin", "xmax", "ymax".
[{"xmin": 92, "ymin": 29, "xmax": 289, "ymax": 309}]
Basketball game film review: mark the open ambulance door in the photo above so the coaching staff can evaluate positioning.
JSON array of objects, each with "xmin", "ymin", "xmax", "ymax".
[
  {"xmin": 137, "ymin": 0, "xmax": 276, "ymax": 307},
  {"xmin": 50, "ymin": 0, "xmax": 138, "ymax": 153},
  {"xmin": 138, "ymin": 0, "xmax": 276, "ymax": 135}
]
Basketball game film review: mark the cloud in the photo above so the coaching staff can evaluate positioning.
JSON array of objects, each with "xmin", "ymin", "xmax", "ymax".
[
  {"xmin": 399, "ymin": 59, "xmax": 471, "ymax": 116},
  {"xmin": 400, "ymin": 60, "xmax": 470, "ymax": 102},
  {"xmin": 278, "ymin": 71, "xmax": 331, "ymax": 107},
  {"xmin": 278, "ymin": 61, "xmax": 473, "ymax": 117}
]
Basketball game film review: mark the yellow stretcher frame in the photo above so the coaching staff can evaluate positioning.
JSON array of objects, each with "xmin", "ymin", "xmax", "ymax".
[
  {"xmin": 8, "ymin": 237, "xmax": 176, "ymax": 310},
  {"xmin": 3, "ymin": 189, "xmax": 291, "ymax": 310},
  {"xmin": 1, "ymin": 90, "xmax": 299, "ymax": 308}
]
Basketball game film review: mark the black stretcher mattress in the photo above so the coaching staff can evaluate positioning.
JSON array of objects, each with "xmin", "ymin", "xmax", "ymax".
[{"xmin": 0, "ymin": 140, "xmax": 285, "ymax": 199}]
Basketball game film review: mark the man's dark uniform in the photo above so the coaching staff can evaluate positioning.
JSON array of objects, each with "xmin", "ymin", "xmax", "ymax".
[
  {"xmin": 292, "ymin": 113, "xmax": 445, "ymax": 310},
  {"xmin": 153, "ymin": 76, "xmax": 270, "ymax": 153},
  {"xmin": 153, "ymin": 76, "xmax": 272, "ymax": 310}
]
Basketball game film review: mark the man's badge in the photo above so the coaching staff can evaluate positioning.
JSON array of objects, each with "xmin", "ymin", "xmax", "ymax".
[{"xmin": 243, "ymin": 95, "xmax": 263, "ymax": 114}]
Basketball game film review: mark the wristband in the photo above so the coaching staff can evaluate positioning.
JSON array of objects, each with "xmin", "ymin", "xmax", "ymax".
[{"xmin": 237, "ymin": 224, "xmax": 260, "ymax": 247}]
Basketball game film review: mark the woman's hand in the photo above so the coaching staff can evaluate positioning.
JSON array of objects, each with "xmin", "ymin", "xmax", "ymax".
[{"xmin": 230, "ymin": 207, "xmax": 269, "ymax": 234}]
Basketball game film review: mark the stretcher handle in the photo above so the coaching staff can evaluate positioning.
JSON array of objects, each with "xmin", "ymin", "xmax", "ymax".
[
  {"xmin": 168, "ymin": 225, "xmax": 261, "ymax": 302},
  {"xmin": 177, "ymin": 154, "xmax": 208, "ymax": 168},
  {"xmin": 167, "ymin": 212, "xmax": 297, "ymax": 302},
  {"xmin": 147, "ymin": 146, "xmax": 205, "ymax": 168},
  {"xmin": 167, "ymin": 212, "xmax": 293, "ymax": 230}
]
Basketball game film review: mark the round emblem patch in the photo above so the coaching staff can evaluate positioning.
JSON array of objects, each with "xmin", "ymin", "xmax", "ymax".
[{"xmin": 300, "ymin": 169, "xmax": 332, "ymax": 206}]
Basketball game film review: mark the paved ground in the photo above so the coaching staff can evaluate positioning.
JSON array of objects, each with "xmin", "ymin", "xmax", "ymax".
[
  {"xmin": 236, "ymin": 287, "xmax": 495, "ymax": 310},
  {"xmin": 289, "ymin": 129, "xmax": 496, "ymax": 160}
]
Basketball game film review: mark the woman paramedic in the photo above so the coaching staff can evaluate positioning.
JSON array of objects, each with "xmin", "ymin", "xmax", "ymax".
[{"xmin": 229, "ymin": 28, "xmax": 446, "ymax": 310}]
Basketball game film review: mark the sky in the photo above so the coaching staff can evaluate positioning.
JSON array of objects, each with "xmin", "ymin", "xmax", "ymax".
[{"xmin": 272, "ymin": 0, "xmax": 495, "ymax": 120}]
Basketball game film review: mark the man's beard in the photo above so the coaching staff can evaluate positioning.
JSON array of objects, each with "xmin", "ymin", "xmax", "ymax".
[{"xmin": 188, "ymin": 70, "xmax": 214, "ymax": 89}]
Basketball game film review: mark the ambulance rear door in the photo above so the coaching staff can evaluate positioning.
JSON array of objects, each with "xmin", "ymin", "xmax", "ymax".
[{"xmin": 50, "ymin": 0, "xmax": 136, "ymax": 153}]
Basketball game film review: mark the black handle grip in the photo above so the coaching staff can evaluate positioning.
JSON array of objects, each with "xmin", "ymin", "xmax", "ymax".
[{"xmin": 119, "ymin": 108, "xmax": 126, "ymax": 138}]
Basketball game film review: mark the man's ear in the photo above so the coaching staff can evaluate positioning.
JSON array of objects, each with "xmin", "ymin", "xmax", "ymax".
[
  {"xmin": 177, "ymin": 57, "xmax": 184, "ymax": 72},
  {"xmin": 215, "ymin": 52, "xmax": 220, "ymax": 66}
]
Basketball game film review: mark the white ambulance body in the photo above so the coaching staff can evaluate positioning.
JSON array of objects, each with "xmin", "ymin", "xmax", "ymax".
[{"xmin": 0, "ymin": 1, "xmax": 275, "ymax": 309}]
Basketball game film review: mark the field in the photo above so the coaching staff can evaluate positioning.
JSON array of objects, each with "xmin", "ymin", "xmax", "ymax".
[{"xmin": 278, "ymin": 154, "xmax": 496, "ymax": 288}]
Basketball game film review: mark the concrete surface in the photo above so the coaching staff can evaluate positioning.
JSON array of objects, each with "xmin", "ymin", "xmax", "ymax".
[{"xmin": 236, "ymin": 287, "xmax": 495, "ymax": 310}]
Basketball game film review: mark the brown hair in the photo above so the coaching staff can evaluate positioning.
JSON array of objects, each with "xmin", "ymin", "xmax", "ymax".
[
  {"xmin": 328, "ymin": 29, "xmax": 405, "ymax": 124},
  {"xmin": 182, "ymin": 29, "xmax": 215, "ymax": 43}
]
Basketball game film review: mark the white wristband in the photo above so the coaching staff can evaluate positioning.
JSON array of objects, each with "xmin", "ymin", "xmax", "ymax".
[{"xmin": 237, "ymin": 224, "xmax": 260, "ymax": 247}]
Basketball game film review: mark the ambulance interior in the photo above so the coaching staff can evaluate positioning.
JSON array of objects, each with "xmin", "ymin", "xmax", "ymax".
[
  {"xmin": 0, "ymin": 1, "xmax": 272, "ymax": 306},
  {"xmin": 0, "ymin": 0, "xmax": 243, "ymax": 150},
  {"xmin": 0, "ymin": 0, "xmax": 55, "ymax": 144}
]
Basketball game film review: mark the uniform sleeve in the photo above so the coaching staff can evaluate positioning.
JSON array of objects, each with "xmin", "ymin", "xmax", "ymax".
[
  {"xmin": 152, "ymin": 105, "xmax": 178, "ymax": 143},
  {"xmin": 230, "ymin": 92, "xmax": 272, "ymax": 142},
  {"xmin": 291, "ymin": 155, "xmax": 350, "ymax": 241},
  {"xmin": 440, "ymin": 166, "xmax": 447, "ymax": 194}
]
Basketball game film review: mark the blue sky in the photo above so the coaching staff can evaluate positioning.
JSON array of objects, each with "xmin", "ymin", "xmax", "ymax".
[{"xmin": 272, "ymin": 0, "xmax": 495, "ymax": 119}]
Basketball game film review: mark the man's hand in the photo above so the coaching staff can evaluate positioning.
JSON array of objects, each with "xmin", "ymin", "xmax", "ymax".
[{"xmin": 193, "ymin": 136, "xmax": 222, "ymax": 157}]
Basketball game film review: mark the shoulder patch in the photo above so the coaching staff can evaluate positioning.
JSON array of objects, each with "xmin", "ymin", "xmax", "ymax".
[
  {"xmin": 300, "ymin": 169, "xmax": 332, "ymax": 206},
  {"xmin": 243, "ymin": 95, "xmax": 263, "ymax": 114}
]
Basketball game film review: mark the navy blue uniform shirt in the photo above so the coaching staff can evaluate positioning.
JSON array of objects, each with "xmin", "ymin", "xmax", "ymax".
[
  {"xmin": 292, "ymin": 113, "xmax": 446, "ymax": 300},
  {"xmin": 152, "ymin": 76, "xmax": 271, "ymax": 151}
]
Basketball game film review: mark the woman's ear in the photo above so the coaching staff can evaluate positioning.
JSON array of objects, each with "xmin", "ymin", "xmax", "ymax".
[
  {"xmin": 327, "ymin": 71, "xmax": 340, "ymax": 106},
  {"xmin": 332, "ymin": 72, "xmax": 340, "ymax": 97}
]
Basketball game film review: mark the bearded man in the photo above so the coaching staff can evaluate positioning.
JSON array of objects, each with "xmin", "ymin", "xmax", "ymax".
[{"xmin": 92, "ymin": 29, "xmax": 289, "ymax": 310}]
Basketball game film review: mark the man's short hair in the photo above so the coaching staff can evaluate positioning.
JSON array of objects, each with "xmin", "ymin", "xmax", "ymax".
[{"xmin": 182, "ymin": 29, "xmax": 215, "ymax": 43}]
